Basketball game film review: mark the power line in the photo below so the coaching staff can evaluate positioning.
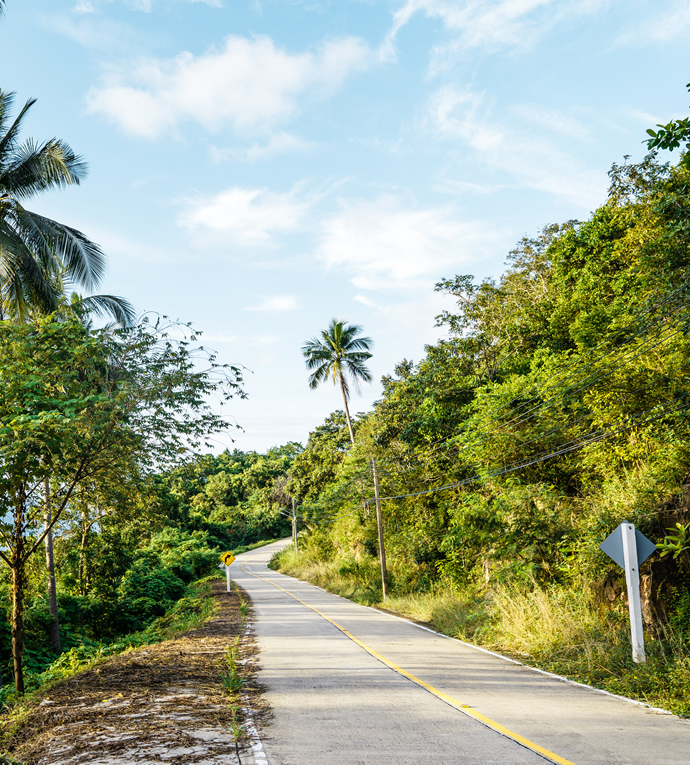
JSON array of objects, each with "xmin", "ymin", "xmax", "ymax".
[{"xmin": 370, "ymin": 288, "xmax": 690, "ymax": 472}]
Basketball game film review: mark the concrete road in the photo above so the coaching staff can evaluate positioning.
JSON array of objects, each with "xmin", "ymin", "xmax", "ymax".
[{"xmin": 231, "ymin": 540, "xmax": 690, "ymax": 765}]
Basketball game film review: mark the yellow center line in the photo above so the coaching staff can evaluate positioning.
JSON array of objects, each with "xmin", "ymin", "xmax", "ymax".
[{"xmin": 239, "ymin": 557, "xmax": 576, "ymax": 765}]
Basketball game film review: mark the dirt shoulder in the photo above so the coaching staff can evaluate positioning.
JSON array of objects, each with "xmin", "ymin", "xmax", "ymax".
[{"xmin": 2, "ymin": 580, "xmax": 268, "ymax": 765}]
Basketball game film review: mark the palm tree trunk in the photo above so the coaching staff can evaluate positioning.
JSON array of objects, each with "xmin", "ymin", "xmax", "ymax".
[
  {"xmin": 339, "ymin": 377, "xmax": 355, "ymax": 444},
  {"xmin": 44, "ymin": 478, "xmax": 61, "ymax": 653}
]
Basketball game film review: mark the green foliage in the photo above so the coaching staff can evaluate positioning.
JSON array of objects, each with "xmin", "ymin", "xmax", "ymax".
[
  {"xmin": 646, "ymin": 83, "xmax": 690, "ymax": 167},
  {"xmin": 274, "ymin": 150, "xmax": 690, "ymax": 713},
  {"xmin": 0, "ymin": 579, "xmax": 218, "ymax": 710},
  {"xmin": 658, "ymin": 523, "xmax": 690, "ymax": 560}
]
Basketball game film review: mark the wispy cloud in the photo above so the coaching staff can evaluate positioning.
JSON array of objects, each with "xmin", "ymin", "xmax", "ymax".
[
  {"xmin": 382, "ymin": 0, "xmax": 608, "ymax": 67},
  {"xmin": 210, "ymin": 132, "xmax": 316, "ymax": 163},
  {"xmin": 48, "ymin": 14, "xmax": 149, "ymax": 53},
  {"xmin": 511, "ymin": 103, "xmax": 591, "ymax": 140},
  {"xmin": 318, "ymin": 194, "xmax": 502, "ymax": 290},
  {"xmin": 616, "ymin": 1, "xmax": 690, "ymax": 45},
  {"xmin": 76, "ymin": 0, "xmax": 223, "ymax": 9},
  {"xmin": 87, "ymin": 34, "xmax": 371, "ymax": 138},
  {"xmin": 428, "ymin": 85, "xmax": 605, "ymax": 206},
  {"xmin": 178, "ymin": 185, "xmax": 310, "ymax": 246},
  {"xmin": 354, "ymin": 294, "xmax": 377, "ymax": 307},
  {"xmin": 246, "ymin": 296, "xmax": 299, "ymax": 312}
]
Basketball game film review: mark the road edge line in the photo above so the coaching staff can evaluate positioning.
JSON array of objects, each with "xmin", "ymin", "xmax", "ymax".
[
  {"xmin": 238, "ymin": 558, "xmax": 576, "ymax": 765},
  {"xmin": 242, "ymin": 543, "xmax": 675, "ymax": 718}
]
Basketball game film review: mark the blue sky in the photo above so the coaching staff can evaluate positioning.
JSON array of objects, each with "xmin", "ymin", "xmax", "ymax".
[{"xmin": 2, "ymin": 0, "xmax": 690, "ymax": 451}]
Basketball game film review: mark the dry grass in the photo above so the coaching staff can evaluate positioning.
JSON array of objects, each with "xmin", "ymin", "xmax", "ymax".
[
  {"xmin": 273, "ymin": 548, "xmax": 690, "ymax": 717},
  {"xmin": 0, "ymin": 581, "xmax": 268, "ymax": 764}
]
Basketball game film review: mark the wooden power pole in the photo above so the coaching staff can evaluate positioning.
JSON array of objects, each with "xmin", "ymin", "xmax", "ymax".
[
  {"xmin": 291, "ymin": 497, "xmax": 298, "ymax": 553},
  {"xmin": 371, "ymin": 458, "xmax": 388, "ymax": 599}
]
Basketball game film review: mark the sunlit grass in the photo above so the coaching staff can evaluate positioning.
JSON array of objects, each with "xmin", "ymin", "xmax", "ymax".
[{"xmin": 273, "ymin": 548, "xmax": 690, "ymax": 717}]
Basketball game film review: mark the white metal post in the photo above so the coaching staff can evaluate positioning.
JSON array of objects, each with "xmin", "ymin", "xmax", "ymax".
[
  {"xmin": 621, "ymin": 523, "xmax": 646, "ymax": 663},
  {"xmin": 226, "ymin": 564, "xmax": 231, "ymax": 594}
]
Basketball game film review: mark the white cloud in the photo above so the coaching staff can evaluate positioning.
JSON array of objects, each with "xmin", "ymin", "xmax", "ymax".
[
  {"xmin": 354, "ymin": 294, "xmax": 377, "ymax": 307},
  {"xmin": 246, "ymin": 296, "xmax": 299, "ymax": 312},
  {"xmin": 210, "ymin": 132, "xmax": 315, "ymax": 163},
  {"xmin": 72, "ymin": 1, "xmax": 96, "ymax": 12},
  {"xmin": 432, "ymin": 179, "xmax": 506, "ymax": 195},
  {"xmin": 617, "ymin": 1, "xmax": 690, "ymax": 45},
  {"xmin": 382, "ymin": 0, "xmax": 607, "ymax": 65},
  {"xmin": 178, "ymin": 186, "xmax": 310, "ymax": 245},
  {"xmin": 87, "ymin": 34, "xmax": 371, "ymax": 138},
  {"xmin": 48, "ymin": 14, "xmax": 147, "ymax": 52},
  {"xmin": 428, "ymin": 85, "xmax": 605, "ymax": 206},
  {"xmin": 511, "ymin": 103, "xmax": 590, "ymax": 140},
  {"xmin": 318, "ymin": 194, "xmax": 501, "ymax": 290}
]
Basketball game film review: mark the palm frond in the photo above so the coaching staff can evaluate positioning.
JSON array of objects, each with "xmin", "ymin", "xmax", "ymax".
[
  {"xmin": 2, "ymin": 138, "xmax": 87, "ymax": 197},
  {"xmin": 13, "ymin": 206, "xmax": 106, "ymax": 290},
  {"xmin": 76, "ymin": 294, "xmax": 137, "ymax": 327},
  {"xmin": 0, "ymin": 219, "xmax": 61, "ymax": 316},
  {"xmin": 0, "ymin": 91, "xmax": 28, "ymax": 156},
  {"xmin": 303, "ymin": 317, "xmax": 373, "ymax": 400}
]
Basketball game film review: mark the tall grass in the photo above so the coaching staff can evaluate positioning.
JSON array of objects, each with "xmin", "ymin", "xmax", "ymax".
[{"xmin": 273, "ymin": 549, "xmax": 690, "ymax": 717}]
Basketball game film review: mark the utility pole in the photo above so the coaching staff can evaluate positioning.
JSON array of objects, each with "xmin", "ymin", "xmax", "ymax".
[
  {"xmin": 292, "ymin": 497, "xmax": 298, "ymax": 553},
  {"xmin": 371, "ymin": 458, "xmax": 388, "ymax": 599}
]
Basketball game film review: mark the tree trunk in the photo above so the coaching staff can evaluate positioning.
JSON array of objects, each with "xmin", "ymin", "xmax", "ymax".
[
  {"xmin": 78, "ymin": 505, "xmax": 92, "ymax": 595},
  {"xmin": 44, "ymin": 478, "xmax": 61, "ymax": 653},
  {"xmin": 11, "ymin": 496, "xmax": 26, "ymax": 694},
  {"xmin": 79, "ymin": 507, "xmax": 89, "ymax": 596},
  {"xmin": 339, "ymin": 378, "xmax": 355, "ymax": 444}
]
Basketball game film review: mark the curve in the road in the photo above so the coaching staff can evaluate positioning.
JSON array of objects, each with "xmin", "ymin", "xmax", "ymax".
[{"xmin": 240, "ymin": 557, "xmax": 574, "ymax": 765}]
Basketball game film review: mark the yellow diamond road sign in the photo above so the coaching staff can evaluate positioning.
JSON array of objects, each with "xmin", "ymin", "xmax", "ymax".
[{"xmin": 221, "ymin": 552, "xmax": 235, "ymax": 567}]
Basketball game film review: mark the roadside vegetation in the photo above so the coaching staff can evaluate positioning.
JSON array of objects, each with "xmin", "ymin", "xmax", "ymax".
[
  {"xmin": 0, "ymin": 5, "xmax": 292, "ymax": 704},
  {"xmin": 0, "ymin": 444, "xmax": 294, "ymax": 704},
  {"xmin": 271, "ymin": 142, "xmax": 690, "ymax": 717}
]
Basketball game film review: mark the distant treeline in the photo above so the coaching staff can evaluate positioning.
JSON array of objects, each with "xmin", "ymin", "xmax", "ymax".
[{"xmin": 0, "ymin": 446, "xmax": 295, "ymax": 685}]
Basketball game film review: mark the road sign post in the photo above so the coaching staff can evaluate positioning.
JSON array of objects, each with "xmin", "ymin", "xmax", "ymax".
[
  {"xmin": 621, "ymin": 523, "xmax": 645, "ymax": 663},
  {"xmin": 600, "ymin": 522, "xmax": 656, "ymax": 663},
  {"xmin": 220, "ymin": 552, "xmax": 236, "ymax": 594}
]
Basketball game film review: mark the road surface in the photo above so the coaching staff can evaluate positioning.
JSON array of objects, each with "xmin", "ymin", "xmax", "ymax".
[{"xmin": 231, "ymin": 540, "xmax": 690, "ymax": 765}]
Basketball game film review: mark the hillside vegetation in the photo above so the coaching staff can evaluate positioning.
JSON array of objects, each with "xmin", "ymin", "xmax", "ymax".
[
  {"xmin": 272, "ymin": 154, "xmax": 690, "ymax": 716},
  {"xmin": 0, "ymin": 444, "xmax": 293, "ymax": 704}
]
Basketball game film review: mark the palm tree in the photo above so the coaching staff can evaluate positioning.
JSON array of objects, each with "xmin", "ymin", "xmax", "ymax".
[
  {"xmin": 0, "ymin": 88, "xmax": 135, "ymax": 659},
  {"xmin": 302, "ymin": 319, "xmax": 373, "ymax": 444},
  {"xmin": 0, "ymin": 90, "xmax": 107, "ymax": 322}
]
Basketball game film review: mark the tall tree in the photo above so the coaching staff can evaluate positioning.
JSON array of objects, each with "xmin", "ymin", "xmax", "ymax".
[
  {"xmin": 0, "ymin": 316, "xmax": 244, "ymax": 692},
  {"xmin": 0, "ymin": 90, "xmax": 106, "ymax": 322},
  {"xmin": 302, "ymin": 319, "xmax": 373, "ymax": 444}
]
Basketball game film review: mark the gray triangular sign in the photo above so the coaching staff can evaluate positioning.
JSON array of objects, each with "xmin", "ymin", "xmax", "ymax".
[{"xmin": 600, "ymin": 522, "xmax": 657, "ymax": 568}]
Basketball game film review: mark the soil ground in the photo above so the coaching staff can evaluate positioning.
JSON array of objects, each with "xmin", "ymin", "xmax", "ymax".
[{"xmin": 1, "ymin": 581, "xmax": 267, "ymax": 765}]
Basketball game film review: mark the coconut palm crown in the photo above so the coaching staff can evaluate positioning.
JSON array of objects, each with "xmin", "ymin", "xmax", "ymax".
[
  {"xmin": 302, "ymin": 319, "xmax": 373, "ymax": 444},
  {"xmin": 0, "ymin": 90, "xmax": 108, "ymax": 322}
]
